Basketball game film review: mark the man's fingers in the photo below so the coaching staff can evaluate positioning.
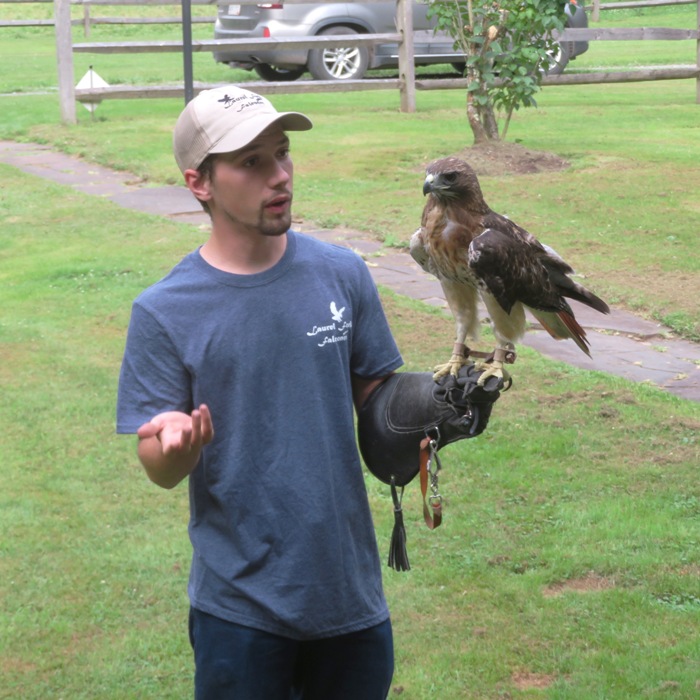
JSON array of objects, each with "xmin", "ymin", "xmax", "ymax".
[
  {"xmin": 137, "ymin": 421, "xmax": 161, "ymax": 440},
  {"xmin": 201, "ymin": 404, "xmax": 214, "ymax": 443},
  {"xmin": 189, "ymin": 406, "xmax": 214, "ymax": 448},
  {"xmin": 190, "ymin": 409, "xmax": 202, "ymax": 446},
  {"xmin": 162, "ymin": 425, "xmax": 192, "ymax": 455},
  {"xmin": 137, "ymin": 406, "xmax": 212, "ymax": 455}
]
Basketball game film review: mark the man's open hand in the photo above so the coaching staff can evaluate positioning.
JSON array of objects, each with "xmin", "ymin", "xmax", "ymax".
[
  {"xmin": 137, "ymin": 405, "xmax": 214, "ymax": 488},
  {"xmin": 138, "ymin": 404, "xmax": 214, "ymax": 454}
]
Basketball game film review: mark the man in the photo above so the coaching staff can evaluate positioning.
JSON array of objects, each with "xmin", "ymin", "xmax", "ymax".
[{"xmin": 117, "ymin": 86, "xmax": 403, "ymax": 699}]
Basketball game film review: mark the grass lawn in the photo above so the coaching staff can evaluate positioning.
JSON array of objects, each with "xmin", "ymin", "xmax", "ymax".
[
  {"xmin": 1, "ymin": 169, "xmax": 698, "ymax": 698},
  {"xmin": 5, "ymin": 78, "xmax": 697, "ymax": 339},
  {"xmin": 1, "ymin": 3, "xmax": 699, "ymax": 698},
  {"xmin": 1, "ymin": 3, "xmax": 698, "ymax": 339}
]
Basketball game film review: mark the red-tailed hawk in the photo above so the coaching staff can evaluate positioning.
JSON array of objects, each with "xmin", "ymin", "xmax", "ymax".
[{"xmin": 410, "ymin": 156, "xmax": 610, "ymax": 385}]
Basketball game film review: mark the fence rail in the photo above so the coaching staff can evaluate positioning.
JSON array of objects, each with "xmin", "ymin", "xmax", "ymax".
[
  {"xmin": 70, "ymin": 26, "xmax": 699, "ymax": 55},
  {"xmin": 1, "ymin": 0, "xmax": 698, "ymax": 121},
  {"xmin": 72, "ymin": 34, "xmax": 404, "ymax": 54}
]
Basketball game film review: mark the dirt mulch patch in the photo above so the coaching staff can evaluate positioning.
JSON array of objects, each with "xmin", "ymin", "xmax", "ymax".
[{"xmin": 455, "ymin": 140, "xmax": 570, "ymax": 177}]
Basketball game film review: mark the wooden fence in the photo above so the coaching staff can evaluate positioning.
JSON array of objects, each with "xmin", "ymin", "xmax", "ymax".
[{"xmin": 2, "ymin": 0, "xmax": 699, "ymax": 122}]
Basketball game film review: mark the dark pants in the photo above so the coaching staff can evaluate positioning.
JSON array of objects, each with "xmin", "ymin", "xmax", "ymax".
[{"xmin": 189, "ymin": 607, "xmax": 394, "ymax": 700}]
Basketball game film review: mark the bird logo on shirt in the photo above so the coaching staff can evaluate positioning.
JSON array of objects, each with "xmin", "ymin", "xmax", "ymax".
[{"xmin": 330, "ymin": 301, "xmax": 345, "ymax": 323}]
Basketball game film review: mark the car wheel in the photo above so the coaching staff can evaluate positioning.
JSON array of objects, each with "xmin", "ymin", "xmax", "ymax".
[
  {"xmin": 308, "ymin": 26, "xmax": 370, "ymax": 81},
  {"xmin": 253, "ymin": 64, "xmax": 306, "ymax": 82},
  {"xmin": 541, "ymin": 41, "xmax": 571, "ymax": 75}
]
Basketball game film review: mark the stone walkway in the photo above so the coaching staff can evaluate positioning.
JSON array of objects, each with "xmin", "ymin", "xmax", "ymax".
[{"xmin": 2, "ymin": 140, "xmax": 698, "ymax": 402}]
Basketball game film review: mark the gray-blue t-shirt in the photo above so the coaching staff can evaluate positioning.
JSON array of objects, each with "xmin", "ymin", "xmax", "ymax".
[{"xmin": 117, "ymin": 231, "xmax": 403, "ymax": 639}]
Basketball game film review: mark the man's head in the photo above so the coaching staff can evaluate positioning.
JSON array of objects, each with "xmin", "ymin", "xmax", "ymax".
[{"xmin": 173, "ymin": 86, "xmax": 312, "ymax": 174}]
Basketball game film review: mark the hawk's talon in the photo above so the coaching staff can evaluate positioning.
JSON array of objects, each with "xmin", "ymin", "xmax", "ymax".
[
  {"xmin": 432, "ymin": 353, "xmax": 471, "ymax": 381},
  {"xmin": 475, "ymin": 360, "xmax": 511, "ymax": 387}
]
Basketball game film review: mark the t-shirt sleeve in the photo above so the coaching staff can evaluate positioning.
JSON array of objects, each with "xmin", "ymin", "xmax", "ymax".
[
  {"xmin": 116, "ymin": 302, "xmax": 193, "ymax": 434},
  {"xmin": 350, "ymin": 260, "xmax": 403, "ymax": 379}
]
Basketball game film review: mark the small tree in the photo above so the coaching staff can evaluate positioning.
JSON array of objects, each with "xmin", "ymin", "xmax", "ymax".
[{"xmin": 428, "ymin": 0, "xmax": 570, "ymax": 142}]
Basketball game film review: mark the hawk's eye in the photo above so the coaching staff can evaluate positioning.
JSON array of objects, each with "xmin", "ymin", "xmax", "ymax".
[{"xmin": 442, "ymin": 172, "xmax": 458, "ymax": 183}]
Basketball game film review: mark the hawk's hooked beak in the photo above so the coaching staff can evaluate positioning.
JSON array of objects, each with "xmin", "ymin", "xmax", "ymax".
[{"xmin": 423, "ymin": 173, "xmax": 435, "ymax": 196}]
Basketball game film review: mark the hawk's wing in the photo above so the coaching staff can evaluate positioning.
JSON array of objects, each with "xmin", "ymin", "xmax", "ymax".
[
  {"xmin": 469, "ymin": 227, "xmax": 608, "ymax": 315},
  {"xmin": 468, "ymin": 227, "xmax": 609, "ymax": 355},
  {"xmin": 467, "ymin": 227, "xmax": 566, "ymax": 314}
]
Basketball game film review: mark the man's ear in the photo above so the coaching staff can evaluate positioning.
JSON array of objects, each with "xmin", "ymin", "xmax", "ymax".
[{"xmin": 184, "ymin": 168, "xmax": 212, "ymax": 203}]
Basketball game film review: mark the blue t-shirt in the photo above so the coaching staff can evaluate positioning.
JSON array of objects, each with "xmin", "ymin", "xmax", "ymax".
[{"xmin": 117, "ymin": 231, "xmax": 403, "ymax": 639}]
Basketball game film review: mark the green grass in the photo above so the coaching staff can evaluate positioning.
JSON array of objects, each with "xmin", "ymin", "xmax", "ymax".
[
  {"xmin": 573, "ymin": 4, "xmax": 698, "ymax": 71},
  {"xmin": 4, "ymin": 81, "xmax": 698, "ymax": 336},
  {"xmin": 1, "ymin": 170, "xmax": 698, "ymax": 698},
  {"xmin": 1, "ymin": 3, "xmax": 696, "ymax": 91},
  {"xmin": 1, "ymin": 5, "xmax": 699, "ymax": 697},
  {"xmin": 0, "ymin": 3, "xmax": 255, "ymax": 95},
  {"xmin": 1, "ymin": 6, "xmax": 698, "ymax": 338}
]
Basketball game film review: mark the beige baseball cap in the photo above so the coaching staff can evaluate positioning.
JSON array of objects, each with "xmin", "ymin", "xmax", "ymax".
[{"xmin": 173, "ymin": 85, "xmax": 313, "ymax": 173}]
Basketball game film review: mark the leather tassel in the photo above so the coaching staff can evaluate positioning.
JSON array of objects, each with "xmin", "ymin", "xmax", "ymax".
[{"xmin": 388, "ymin": 477, "xmax": 410, "ymax": 571}]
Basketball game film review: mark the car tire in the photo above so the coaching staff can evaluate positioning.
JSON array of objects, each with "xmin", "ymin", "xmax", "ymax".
[
  {"xmin": 542, "ymin": 41, "xmax": 571, "ymax": 75},
  {"xmin": 308, "ymin": 26, "xmax": 370, "ymax": 81},
  {"xmin": 253, "ymin": 64, "xmax": 306, "ymax": 82}
]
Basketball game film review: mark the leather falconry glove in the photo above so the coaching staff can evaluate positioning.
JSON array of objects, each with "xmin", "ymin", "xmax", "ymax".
[{"xmin": 358, "ymin": 364, "xmax": 503, "ymax": 571}]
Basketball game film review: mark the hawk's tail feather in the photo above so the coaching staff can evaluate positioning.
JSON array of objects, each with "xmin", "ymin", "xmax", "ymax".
[
  {"xmin": 565, "ymin": 286, "xmax": 610, "ymax": 316},
  {"xmin": 530, "ymin": 308, "xmax": 593, "ymax": 358},
  {"xmin": 558, "ymin": 309, "xmax": 593, "ymax": 357},
  {"xmin": 554, "ymin": 275, "xmax": 610, "ymax": 315}
]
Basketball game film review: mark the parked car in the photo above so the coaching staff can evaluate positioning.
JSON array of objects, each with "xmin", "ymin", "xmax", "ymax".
[{"xmin": 213, "ymin": 1, "xmax": 589, "ymax": 81}]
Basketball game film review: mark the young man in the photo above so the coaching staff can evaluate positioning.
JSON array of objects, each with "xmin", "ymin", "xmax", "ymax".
[{"xmin": 117, "ymin": 86, "xmax": 403, "ymax": 699}]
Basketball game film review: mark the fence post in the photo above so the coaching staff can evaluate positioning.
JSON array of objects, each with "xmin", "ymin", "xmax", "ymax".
[
  {"xmin": 83, "ymin": 0, "xmax": 91, "ymax": 38},
  {"xmin": 55, "ymin": 0, "xmax": 76, "ymax": 124},
  {"xmin": 396, "ymin": 0, "xmax": 416, "ymax": 112},
  {"xmin": 181, "ymin": 0, "xmax": 194, "ymax": 103}
]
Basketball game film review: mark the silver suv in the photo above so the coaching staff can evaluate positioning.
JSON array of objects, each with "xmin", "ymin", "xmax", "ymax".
[{"xmin": 213, "ymin": 2, "xmax": 588, "ymax": 82}]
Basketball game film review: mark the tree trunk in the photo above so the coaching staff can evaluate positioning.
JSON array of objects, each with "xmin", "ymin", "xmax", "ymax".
[
  {"xmin": 466, "ymin": 90, "xmax": 500, "ymax": 144},
  {"xmin": 481, "ymin": 103, "xmax": 500, "ymax": 140},
  {"xmin": 465, "ymin": 40, "xmax": 500, "ymax": 144},
  {"xmin": 466, "ymin": 93, "xmax": 490, "ymax": 144}
]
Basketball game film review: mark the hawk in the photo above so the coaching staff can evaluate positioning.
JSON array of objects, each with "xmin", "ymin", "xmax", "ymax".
[{"xmin": 410, "ymin": 156, "xmax": 610, "ymax": 385}]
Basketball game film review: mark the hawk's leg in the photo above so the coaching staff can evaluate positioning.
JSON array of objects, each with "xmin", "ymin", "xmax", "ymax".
[
  {"xmin": 434, "ymin": 281, "xmax": 480, "ymax": 381},
  {"xmin": 475, "ymin": 344, "xmax": 516, "ymax": 386},
  {"xmin": 433, "ymin": 342, "xmax": 473, "ymax": 381}
]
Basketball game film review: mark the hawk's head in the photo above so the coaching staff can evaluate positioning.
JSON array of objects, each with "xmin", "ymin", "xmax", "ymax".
[{"xmin": 423, "ymin": 157, "xmax": 487, "ymax": 211}]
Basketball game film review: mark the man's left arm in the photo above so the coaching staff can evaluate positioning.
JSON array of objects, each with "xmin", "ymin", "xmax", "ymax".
[{"xmin": 351, "ymin": 373, "xmax": 394, "ymax": 413}]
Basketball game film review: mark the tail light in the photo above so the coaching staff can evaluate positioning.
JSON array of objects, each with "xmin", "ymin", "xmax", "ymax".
[{"xmin": 257, "ymin": 4, "xmax": 283, "ymax": 8}]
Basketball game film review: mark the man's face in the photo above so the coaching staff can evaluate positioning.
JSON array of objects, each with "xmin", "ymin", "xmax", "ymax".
[{"xmin": 207, "ymin": 125, "xmax": 294, "ymax": 237}]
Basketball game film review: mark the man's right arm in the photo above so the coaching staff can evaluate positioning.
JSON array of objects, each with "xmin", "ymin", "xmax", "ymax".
[{"xmin": 136, "ymin": 405, "xmax": 214, "ymax": 489}]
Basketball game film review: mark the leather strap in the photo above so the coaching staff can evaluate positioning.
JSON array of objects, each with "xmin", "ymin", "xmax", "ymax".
[{"xmin": 419, "ymin": 436, "xmax": 442, "ymax": 530}]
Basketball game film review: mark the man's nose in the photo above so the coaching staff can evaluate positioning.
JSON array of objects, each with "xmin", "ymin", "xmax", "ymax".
[{"xmin": 270, "ymin": 160, "xmax": 291, "ymax": 187}]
